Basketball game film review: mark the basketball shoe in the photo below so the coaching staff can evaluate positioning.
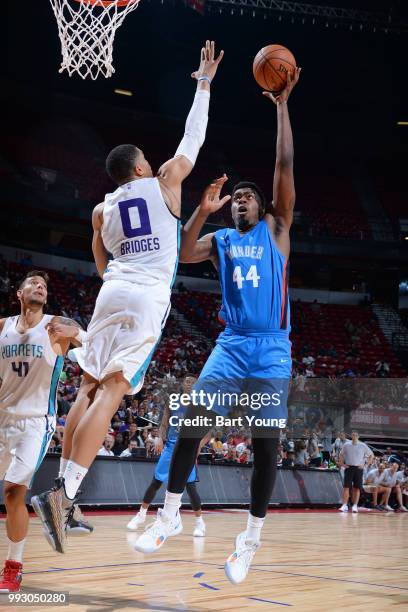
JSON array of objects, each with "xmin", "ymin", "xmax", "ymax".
[
  {"xmin": 0, "ymin": 560, "xmax": 23, "ymax": 593},
  {"xmin": 134, "ymin": 509, "xmax": 182, "ymax": 553},
  {"xmin": 127, "ymin": 511, "xmax": 147, "ymax": 531},
  {"xmin": 67, "ymin": 505, "xmax": 94, "ymax": 536},
  {"xmin": 31, "ymin": 478, "xmax": 76, "ymax": 553},
  {"xmin": 224, "ymin": 531, "xmax": 260, "ymax": 585},
  {"xmin": 193, "ymin": 516, "xmax": 206, "ymax": 537}
]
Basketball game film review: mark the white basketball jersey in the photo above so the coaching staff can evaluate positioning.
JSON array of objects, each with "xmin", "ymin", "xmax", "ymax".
[
  {"xmin": 0, "ymin": 315, "xmax": 64, "ymax": 417},
  {"xmin": 102, "ymin": 178, "xmax": 180, "ymax": 287}
]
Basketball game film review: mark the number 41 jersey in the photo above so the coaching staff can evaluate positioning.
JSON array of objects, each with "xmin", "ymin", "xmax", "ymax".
[
  {"xmin": 102, "ymin": 178, "xmax": 180, "ymax": 287},
  {"xmin": 0, "ymin": 315, "xmax": 64, "ymax": 417},
  {"xmin": 214, "ymin": 219, "xmax": 290, "ymax": 333}
]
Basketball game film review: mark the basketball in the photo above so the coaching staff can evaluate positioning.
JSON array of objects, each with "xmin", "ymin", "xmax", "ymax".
[{"xmin": 253, "ymin": 44, "xmax": 296, "ymax": 93}]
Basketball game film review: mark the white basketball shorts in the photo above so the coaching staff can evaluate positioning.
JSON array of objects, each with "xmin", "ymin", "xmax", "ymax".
[
  {"xmin": 0, "ymin": 412, "xmax": 55, "ymax": 488},
  {"xmin": 73, "ymin": 279, "xmax": 171, "ymax": 394}
]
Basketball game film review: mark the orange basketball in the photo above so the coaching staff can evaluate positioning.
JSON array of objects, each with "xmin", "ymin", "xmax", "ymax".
[{"xmin": 253, "ymin": 44, "xmax": 296, "ymax": 93}]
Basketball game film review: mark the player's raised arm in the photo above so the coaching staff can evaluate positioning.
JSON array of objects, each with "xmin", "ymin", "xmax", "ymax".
[
  {"xmin": 158, "ymin": 41, "xmax": 224, "ymax": 216},
  {"xmin": 263, "ymin": 68, "xmax": 301, "ymax": 243},
  {"xmin": 179, "ymin": 175, "xmax": 230, "ymax": 264},
  {"xmin": 92, "ymin": 203, "xmax": 109, "ymax": 278}
]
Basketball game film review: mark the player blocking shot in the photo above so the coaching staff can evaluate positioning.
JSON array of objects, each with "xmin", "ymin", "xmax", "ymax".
[
  {"xmin": 127, "ymin": 375, "xmax": 207, "ymax": 539},
  {"xmin": 135, "ymin": 68, "xmax": 301, "ymax": 584},
  {"xmin": 0, "ymin": 271, "xmax": 88, "ymax": 593},
  {"xmin": 31, "ymin": 41, "xmax": 224, "ymax": 554}
]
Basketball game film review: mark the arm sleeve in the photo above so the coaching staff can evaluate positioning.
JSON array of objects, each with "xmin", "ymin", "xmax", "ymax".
[{"xmin": 175, "ymin": 89, "xmax": 210, "ymax": 166}]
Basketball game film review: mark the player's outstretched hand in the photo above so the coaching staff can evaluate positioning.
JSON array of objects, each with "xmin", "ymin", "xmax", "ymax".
[
  {"xmin": 263, "ymin": 66, "xmax": 301, "ymax": 105},
  {"xmin": 192, "ymin": 40, "xmax": 224, "ymax": 83},
  {"xmin": 199, "ymin": 174, "xmax": 231, "ymax": 216}
]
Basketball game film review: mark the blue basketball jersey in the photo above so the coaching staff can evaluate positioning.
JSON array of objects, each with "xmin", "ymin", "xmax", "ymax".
[{"xmin": 214, "ymin": 219, "xmax": 290, "ymax": 333}]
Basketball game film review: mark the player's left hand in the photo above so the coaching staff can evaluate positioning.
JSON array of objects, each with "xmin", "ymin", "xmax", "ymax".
[
  {"xmin": 192, "ymin": 40, "xmax": 224, "ymax": 83},
  {"xmin": 263, "ymin": 67, "xmax": 301, "ymax": 105},
  {"xmin": 198, "ymin": 174, "xmax": 231, "ymax": 216},
  {"xmin": 47, "ymin": 322, "xmax": 79, "ymax": 340}
]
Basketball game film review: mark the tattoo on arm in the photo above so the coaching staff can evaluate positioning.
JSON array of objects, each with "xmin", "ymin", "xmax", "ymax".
[{"xmin": 53, "ymin": 316, "xmax": 83, "ymax": 329}]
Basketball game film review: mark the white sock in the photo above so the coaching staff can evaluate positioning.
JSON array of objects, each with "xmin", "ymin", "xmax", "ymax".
[
  {"xmin": 63, "ymin": 460, "xmax": 88, "ymax": 499},
  {"xmin": 163, "ymin": 491, "xmax": 182, "ymax": 520},
  {"xmin": 246, "ymin": 513, "xmax": 265, "ymax": 543},
  {"xmin": 7, "ymin": 537, "xmax": 26, "ymax": 563},
  {"xmin": 139, "ymin": 506, "xmax": 147, "ymax": 516},
  {"xmin": 196, "ymin": 515, "xmax": 204, "ymax": 523},
  {"xmin": 59, "ymin": 457, "xmax": 68, "ymax": 479}
]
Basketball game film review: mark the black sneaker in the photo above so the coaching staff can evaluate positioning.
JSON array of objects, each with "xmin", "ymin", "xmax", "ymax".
[
  {"xmin": 67, "ymin": 505, "xmax": 94, "ymax": 536},
  {"xmin": 31, "ymin": 478, "xmax": 76, "ymax": 553}
]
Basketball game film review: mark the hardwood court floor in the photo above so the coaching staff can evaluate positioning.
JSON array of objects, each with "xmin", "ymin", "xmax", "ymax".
[{"xmin": 1, "ymin": 509, "xmax": 407, "ymax": 611}]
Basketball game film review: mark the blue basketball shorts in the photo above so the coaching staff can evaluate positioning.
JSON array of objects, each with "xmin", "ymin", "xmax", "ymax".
[
  {"xmin": 192, "ymin": 328, "xmax": 292, "ymax": 425},
  {"xmin": 154, "ymin": 440, "xmax": 198, "ymax": 484}
]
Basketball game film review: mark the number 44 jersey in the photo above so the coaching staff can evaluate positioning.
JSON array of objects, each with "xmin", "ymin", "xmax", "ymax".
[
  {"xmin": 214, "ymin": 219, "xmax": 290, "ymax": 333},
  {"xmin": 0, "ymin": 315, "xmax": 63, "ymax": 417},
  {"xmin": 101, "ymin": 178, "xmax": 180, "ymax": 287}
]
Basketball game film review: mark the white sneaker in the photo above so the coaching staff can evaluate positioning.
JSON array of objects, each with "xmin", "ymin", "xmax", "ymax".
[
  {"xmin": 352, "ymin": 505, "xmax": 358, "ymax": 513},
  {"xmin": 398, "ymin": 506, "xmax": 408, "ymax": 512},
  {"xmin": 339, "ymin": 504, "xmax": 348, "ymax": 512},
  {"xmin": 127, "ymin": 511, "xmax": 147, "ymax": 531},
  {"xmin": 193, "ymin": 518, "xmax": 206, "ymax": 537},
  {"xmin": 224, "ymin": 531, "xmax": 260, "ymax": 585},
  {"xmin": 134, "ymin": 509, "xmax": 181, "ymax": 553},
  {"xmin": 169, "ymin": 512, "xmax": 183, "ymax": 536},
  {"xmin": 384, "ymin": 505, "xmax": 394, "ymax": 512}
]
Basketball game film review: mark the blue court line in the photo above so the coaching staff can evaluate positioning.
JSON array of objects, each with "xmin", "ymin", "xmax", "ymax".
[
  {"xmin": 199, "ymin": 583, "xmax": 220, "ymax": 591},
  {"xmin": 250, "ymin": 567, "xmax": 408, "ymax": 591},
  {"xmin": 248, "ymin": 597, "xmax": 292, "ymax": 607},
  {"xmin": 127, "ymin": 583, "xmax": 144, "ymax": 586},
  {"xmin": 193, "ymin": 572, "xmax": 204, "ymax": 578},
  {"xmin": 25, "ymin": 559, "xmax": 181, "ymax": 575}
]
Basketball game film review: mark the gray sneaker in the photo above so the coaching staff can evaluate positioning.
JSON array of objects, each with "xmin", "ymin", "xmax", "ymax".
[
  {"xmin": 67, "ymin": 505, "xmax": 94, "ymax": 535},
  {"xmin": 31, "ymin": 478, "xmax": 76, "ymax": 553}
]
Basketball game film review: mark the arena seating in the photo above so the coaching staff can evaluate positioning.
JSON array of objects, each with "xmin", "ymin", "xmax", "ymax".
[{"xmin": 172, "ymin": 290, "xmax": 406, "ymax": 377}]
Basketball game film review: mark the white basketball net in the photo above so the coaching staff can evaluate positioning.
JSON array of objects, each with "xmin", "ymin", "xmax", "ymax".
[{"xmin": 49, "ymin": 0, "xmax": 141, "ymax": 80}]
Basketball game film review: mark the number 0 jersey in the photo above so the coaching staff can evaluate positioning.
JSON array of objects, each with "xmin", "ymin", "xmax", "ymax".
[
  {"xmin": 0, "ymin": 315, "xmax": 63, "ymax": 417},
  {"xmin": 102, "ymin": 177, "xmax": 180, "ymax": 287},
  {"xmin": 214, "ymin": 219, "xmax": 290, "ymax": 333}
]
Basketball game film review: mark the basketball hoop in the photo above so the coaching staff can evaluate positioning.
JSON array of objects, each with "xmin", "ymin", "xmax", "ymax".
[{"xmin": 49, "ymin": 0, "xmax": 141, "ymax": 80}]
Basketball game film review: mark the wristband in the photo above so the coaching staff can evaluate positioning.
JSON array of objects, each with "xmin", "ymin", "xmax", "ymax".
[{"xmin": 198, "ymin": 76, "xmax": 211, "ymax": 85}]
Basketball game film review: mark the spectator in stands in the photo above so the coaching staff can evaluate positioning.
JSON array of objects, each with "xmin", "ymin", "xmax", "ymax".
[
  {"xmin": 112, "ymin": 433, "xmax": 127, "ymax": 457},
  {"xmin": 294, "ymin": 440, "xmax": 308, "ymax": 466},
  {"xmin": 57, "ymin": 391, "xmax": 71, "ymax": 416},
  {"xmin": 236, "ymin": 435, "xmax": 252, "ymax": 464},
  {"xmin": 307, "ymin": 432, "xmax": 322, "ymax": 467},
  {"xmin": 120, "ymin": 440, "xmax": 139, "ymax": 458},
  {"xmin": 363, "ymin": 460, "xmax": 387, "ymax": 509},
  {"xmin": 381, "ymin": 458, "xmax": 408, "ymax": 512},
  {"xmin": 332, "ymin": 431, "xmax": 348, "ymax": 462},
  {"xmin": 117, "ymin": 399, "xmax": 128, "ymax": 420},
  {"xmin": 338, "ymin": 431, "xmax": 373, "ymax": 512},
  {"xmin": 375, "ymin": 360, "xmax": 390, "ymax": 377},
  {"xmin": 97, "ymin": 434, "xmax": 115, "ymax": 457},
  {"xmin": 210, "ymin": 435, "xmax": 224, "ymax": 459},
  {"xmin": 282, "ymin": 450, "xmax": 295, "ymax": 468},
  {"xmin": 222, "ymin": 435, "xmax": 237, "ymax": 462},
  {"xmin": 397, "ymin": 465, "xmax": 408, "ymax": 507}
]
